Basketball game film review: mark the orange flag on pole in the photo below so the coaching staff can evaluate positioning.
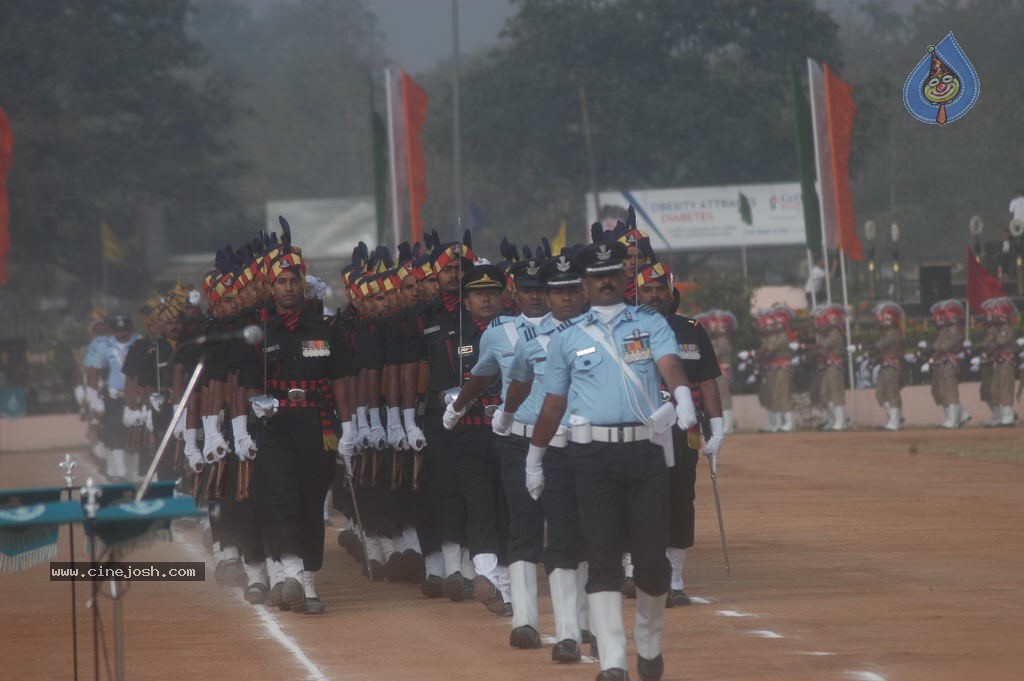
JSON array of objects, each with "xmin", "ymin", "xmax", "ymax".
[
  {"xmin": 401, "ymin": 71, "xmax": 429, "ymax": 245},
  {"xmin": 823, "ymin": 64, "xmax": 862, "ymax": 260},
  {"xmin": 965, "ymin": 247, "xmax": 1004, "ymax": 310},
  {"xmin": 0, "ymin": 106, "xmax": 12, "ymax": 284}
]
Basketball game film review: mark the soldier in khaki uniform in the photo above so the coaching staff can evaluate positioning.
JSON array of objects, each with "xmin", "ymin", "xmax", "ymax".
[
  {"xmin": 698, "ymin": 310, "xmax": 737, "ymax": 433},
  {"xmin": 755, "ymin": 310, "xmax": 777, "ymax": 431},
  {"xmin": 872, "ymin": 302, "xmax": 905, "ymax": 431},
  {"xmin": 811, "ymin": 304, "xmax": 847, "ymax": 431},
  {"xmin": 977, "ymin": 301, "xmax": 999, "ymax": 424},
  {"xmin": 981, "ymin": 298, "xmax": 1019, "ymax": 427},
  {"xmin": 926, "ymin": 300, "xmax": 971, "ymax": 429},
  {"xmin": 757, "ymin": 306, "xmax": 796, "ymax": 432}
]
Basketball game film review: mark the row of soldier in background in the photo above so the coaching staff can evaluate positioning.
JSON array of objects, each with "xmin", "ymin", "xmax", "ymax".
[
  {"xmin": 733, "ymin": 296, "xmax": 1021, "ymax": 432},
  {"xmin": 73, "ymin": 210, "xmax": 723, "ymax": 681}
]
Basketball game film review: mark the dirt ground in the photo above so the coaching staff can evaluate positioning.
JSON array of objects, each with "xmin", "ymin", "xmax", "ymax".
[{"xmin": 2, "ymin": 426, "xmax": 1022, "ymax": 681}]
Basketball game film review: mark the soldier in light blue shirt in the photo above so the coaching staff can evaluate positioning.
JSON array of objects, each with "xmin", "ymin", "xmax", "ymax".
[
  {"xmin": 85, "ymin": 314, "xmax": 141, "ymax": 480},
  {"xmin": 502, "ymin": 251, "xmax": 592, "ymax": 663},
  {"xmin": 445, "ymin": 254, "xmax": 551, "ymax": 648},
  {"xmin": 527, "ymin": 239, "xmax": 697, "ymax": 681}
]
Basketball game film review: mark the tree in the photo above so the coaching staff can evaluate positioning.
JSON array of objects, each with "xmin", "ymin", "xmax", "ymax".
[
  {"xmin": 0, "ymin": 0, "xmax": 241, "ymax": 296},
  {"xmin": 420, "ymin": 0, "xmax": 841, "ymax": 257}
]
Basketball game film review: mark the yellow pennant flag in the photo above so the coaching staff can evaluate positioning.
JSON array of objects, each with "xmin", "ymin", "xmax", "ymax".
[
  {"xmin": 101, "ymin": 221, "xmax": 124, "ymax": 263},
  {"xmin": 550, "ymin": 220, "xmax": 567, "ymax": 256}
]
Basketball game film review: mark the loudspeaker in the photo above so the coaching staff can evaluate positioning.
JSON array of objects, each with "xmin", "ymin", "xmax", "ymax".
[{"xmin": 919, "ymin": 263, "xmax": 952, "ymax": 309}]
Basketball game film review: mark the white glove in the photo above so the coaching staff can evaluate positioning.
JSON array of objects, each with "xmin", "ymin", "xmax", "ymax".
[
  {"xmin": 525, "ymin": 444, "xmax": 546, "ymax": 501},
  {"xmin": 336, "ymin": 420, "xmax": 355, "ymax": 474},
  {"xmin": 143, "ymin": 406, "xmax": 154, "ymax": 432},
  {"xmin": 171, "ymin": 405, "xmax": 186, "ymax": 440},
  {"xmin": 368, "ymin": 407, "xmax": 387, "ymax": 449},
  {"xmin": 250, "ymin": 396, "xmax": 279, "ymax": 419},
  {"xmin": 122, "ymin": 406, "xmax": 144, "ymax": 428},
  {"xmin": 789, "ymin": 341, "xmax": 801, "ymax": 351},
  {"xmin": 232, "ymin": 415, "xmax": 256, "ymax": 461},
  {"xmin": 737, "ymin": 350, "xmax": 750, "ymax": 361},
  {"xmin": 74, "ymin": 385, "xmax": 86, "ymax": 408},
  {"xmin": 917, "ymin": 340, "xmax": 928, "ymax": 350},
  {"xmin": 403, "ymin": 407, "xmax": 426, "ymax": 451},
  {"xmin": 201, "ymin": 414, "xmax": 228, "ymax": 462},
  {"xmin": 386, "ymin": 406, "xmax": 408, "ymax": 450},
  {"xmin": 86, "ymin": 387, "xmax": 105, "ymax": 415},
  {"xmin": 491, "ymin": 408, "xmax": 514, "ymax": 436},
  {"xmin": 673, "ymin": 386, "xmax": 698, "ymax": 430},
  {"xmin": 704, "ymin": 416, "xmax": 725, "ymax": 475},
  {"xmin": 183, "ymin": 428, "xmax": 203, "ymax": 473},
  {"xmin": 920, "ymin": 363, "xmax": 931, "ymax": 374},
  {"xmin": 355, "ymin": 406, "xmax": 372, "ymax": 449},
  {"xmin": 846, "ymin": 344, "xmax": 857, "ymax": 353},
  {"xmin": 442, "ymin": 401, "xmax": 466, "ymax": 430}
]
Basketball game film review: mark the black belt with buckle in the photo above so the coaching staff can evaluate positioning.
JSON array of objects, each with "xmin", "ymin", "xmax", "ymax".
[{"xmin": 270, "ymin": 388, "xmax": 324, "ymax": 403}]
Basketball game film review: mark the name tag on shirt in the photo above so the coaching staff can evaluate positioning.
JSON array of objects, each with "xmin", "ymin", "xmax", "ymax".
[
  {"xmin": 678, "ymin": 343, "xmax": 701, "ymax": 360},
  {"xmin": 265, "ymin": 344, "xmax": 281, "ymax": 354},
  {"xmin": 576, "ymin": 347, "xmax": 596, "ymax": 357},
  {"xmin": 457, "ymin": 345, "xmax": 474, "ymax": 356},
  {"xmin": 423, "ymin": 325, "xmax": 440, "ymax": 335},
  {"xmin": 301, "ymin": 340, "xmax": 330, "ymax": 357}
]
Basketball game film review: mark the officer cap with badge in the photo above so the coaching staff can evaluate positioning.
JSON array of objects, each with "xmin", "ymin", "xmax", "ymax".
[
  {"xmin": 461, "ymin": 264, "xmax": 507, "ymax": 296},
  {"xmin": 507, "ymin": 255, "xmax": 547, "ymax": 290},
  {"xmin": 576, "ymin": 240, "xmax": 627, "ymax": 275},
  {"xmin": 540, "ymin": 251, "xmax": 583, "ymax": 287}
]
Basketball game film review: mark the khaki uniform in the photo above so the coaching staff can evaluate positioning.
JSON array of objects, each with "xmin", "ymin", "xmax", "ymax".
[
  {"xmin": 761, "ymin": 331, "xmax": 794, "ymax": 411},
  {"xmin": 874, "ymin": 327, "xmax": 903, "ymax": 409},
  {"xmin": 817, "ymin": 327, "xmax": 845, "ymax": 406},
  {"xmin": 977, "ymin": 325, "xmax": 998, "ymax": 408},
  {"xmin": 711, "ymin": 334, "xmax": 733, "ymax": 411},
  {"xmin": 989, "ymin": 325, "xmax": 1017, "ymax": 407},
  {"xmin": 929, "ymin": 325, "xmax": 962, "ymax": 408}
]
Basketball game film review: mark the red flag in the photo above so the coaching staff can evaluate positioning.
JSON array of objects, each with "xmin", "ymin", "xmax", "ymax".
[
  {"xmin": 401, "ymin": 71, "xmax": 428, "ymax": 244},
  {"xmin": 965, "ymin": 247, "xmax": 1004, "ymax": 310},
  {"xmin": 823, "ymin": 64, "xmax": 862, "ymax": 260},
  {"xmin": 0, "ymin": 106, "xmax": 12, "ymax": 284}
]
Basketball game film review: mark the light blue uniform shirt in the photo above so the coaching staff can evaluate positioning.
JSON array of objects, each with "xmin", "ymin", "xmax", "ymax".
[
  {"xmin": 471, "ymin": 313, "xmax": 550, "ymax": 400},
  {"xmin": 545, "ymin": 305, "xmax": 676, "ymax": 426},
  {"xmin": 506, "ymin": 315, "xmax": 561, "ymax": 426},
  {"xmin": 83, "ymin": 335, "xmax": 113, "ymax": 369},
  {"xmin": 90, "ymin": 335, "xmax": 141, "ymax": 394}
]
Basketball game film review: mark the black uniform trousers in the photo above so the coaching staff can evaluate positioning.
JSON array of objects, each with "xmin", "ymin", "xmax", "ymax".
[
  {"xmin": 540, "ymin": 444, "xmax": 586, "ymax": 572},
  {"xmin": 424, "ymin": 405, "xmax": 466, "ymax": 546},
  {"xmin": 667, "ymin": 425, "xmax": 699, "ymax": 550},
  {"xmin": 495, "ymin": 434, "xmax": 544, "ymax": 565},
  {"xmin": 454, "ymin": 425, "xmax": 509, "ymax": 561},
  {"xmin": 143, "ymin": 402, "xmax": 177, "ymax": 483},
  {"xmin": 101, "ymin": 396, "xmax": 127, "ymax": 449},
  {"xmin": 252, "ymin": 408, "xmax": 336, "ymax": 571},
  {"xmin": 218, "ymin": 455, "xmax": 265, "ymax": 564},
  {"xmin": 569, "ymin": 439, "xmax": 671, "ymax": 596}
]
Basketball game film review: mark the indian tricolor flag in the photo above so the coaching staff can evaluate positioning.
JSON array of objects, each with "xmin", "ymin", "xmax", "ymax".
[{"xmin": 807, "ymin": 59, "xmax": 862, "ymax": 260}]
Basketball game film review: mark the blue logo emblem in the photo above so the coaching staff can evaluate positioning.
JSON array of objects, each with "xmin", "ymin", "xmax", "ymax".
[{"xmin": 903, "ymin": 32, "xmax": 979, "ymax": 125}]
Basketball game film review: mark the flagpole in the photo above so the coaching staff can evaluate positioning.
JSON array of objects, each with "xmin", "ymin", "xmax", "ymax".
[
  {"xmin": 839, "ymin": 249, "xmax": 857, "ymax": 423},
  {"xmin": 807, "ymin": 249, "xmax": 817, "ymax": 309},
  {"xmin": 385, "ymin": 68, "xmax": 402, "ymax": 246},
  {"xmin": 451, "ymin": 0, "xmax": 463, "ymax": 227},
  {"xmin": 807, "ymin": 58, "xmax": 832, "ymax": 303}
]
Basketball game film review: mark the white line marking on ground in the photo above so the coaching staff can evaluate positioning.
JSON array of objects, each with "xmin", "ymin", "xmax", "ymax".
[
  {"xmin": 748, "ymin": 630, "xmax": 784, "ymax": 639},
  {"xmin": 799, "ymin": 651, "xmax": 837, "ymax": 656},
  {"xmin": 716, "ymin": 609, "xmax": 756, "ymax": 617},
  {"xmin": 688, "ymin": 596, "xmax": 712, "ymax": 604},
  {"xmin": 180, "ymin": 541, "xmax": 331, "ymax": 681},
  {"xmin": 845, "ymin": 672, "xmax": 887, "ymax": 681}
]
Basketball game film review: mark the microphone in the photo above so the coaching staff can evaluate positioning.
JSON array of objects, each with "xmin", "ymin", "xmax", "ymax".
[{"xmin": 189, "ymin": 324, "xmax": 264, "ymax": 347}]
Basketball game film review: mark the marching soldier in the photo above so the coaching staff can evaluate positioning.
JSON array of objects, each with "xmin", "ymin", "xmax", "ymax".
[
  {"xmin": 872, "ymin": 302, "xmax": 905, "ymax": 431},
  {"xmin": 697, "ymin": 310, "xmax": 737, "ymax": 434},
  {"xmin": 926, "ymin": 299, "xmax": 970, "ymax": 428},
  {"xmin": 503, "ymin": 250, "xmax": 592, "ymax": 663},
  {"xmin": 447, "ymin": 251, "xmax": 552, "ymax": 639},
  {"xmin": 980, "ymin": 298, "xmax": 1019, "ymax": 427},
  {"xmin": 84, "ymin": 314, "xmax": 141, "ymax": 481},
  {"xmin": 526, "ymin": 239, "xmax": 698, "ymax": 681},
  {"xmin": 635, "ymin": 258, "xmax": 724, "ymax": 607},
  {"xmin": 238, "ymin": 241, "xmax": 354, "ymax": 614},
  {"xmin": 756, "ymin": 306, "xmax": 796, "ymax": 432},
  {"xmin": 810, "ymin": 304, "xmax": 848, "ymax": 431},
  {"xmin": 440, "ymin": 263, "xmax": 514, "ymax": 616}
]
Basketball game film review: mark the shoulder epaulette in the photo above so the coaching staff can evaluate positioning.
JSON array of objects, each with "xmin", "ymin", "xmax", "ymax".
[
  {"xmin": 556, "ymin": 318, "xmax": 580, "ymax": 333},
  {"xmin": 636, "ymin": 304, "xmax": 658, "ymax": 316},
  {"xmin": 489, "ymin": 316, "xmax": 504, "ymax": 329},
  {"xmin": 524, "ymin": 327, "xmax": 538, "ymax": 342}
]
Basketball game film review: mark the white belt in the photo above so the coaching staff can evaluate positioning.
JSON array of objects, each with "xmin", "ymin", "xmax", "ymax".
[
  {"xmin": 510, "ymin": 421, "xmax": 568, "ymax": 448},
  {"xmin": 107, "ymin": 389, "xmax": 124, "ymax": 400},
  {"xmin": 580, "ymin": 424, "xmax": 650, "ymax": 444}
]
